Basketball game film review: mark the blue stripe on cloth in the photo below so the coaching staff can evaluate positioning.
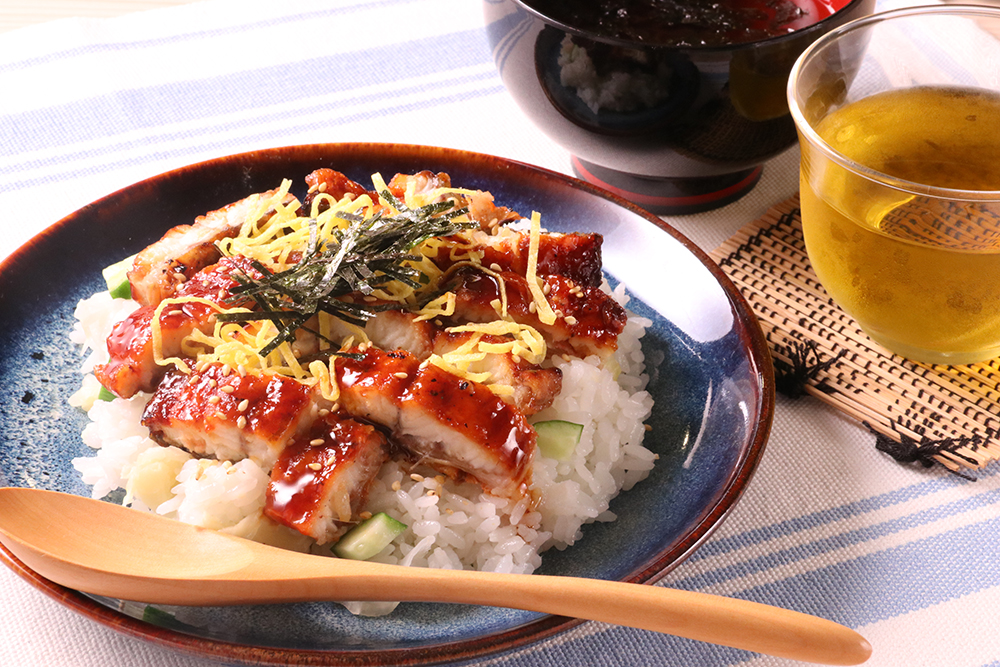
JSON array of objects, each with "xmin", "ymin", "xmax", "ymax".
[
  {"xmin": 737, "ymin": 513, "xmax": 1000, "ymax": 628},
  {"xmin": 689, "ymin": 467, "xmax": 998, "ymax": 562},
  {"xmin": 0, "ymin": 28, "xmax": 492, "ymax": 158},
  {"xmin": 2, "ymin": 69, "xmax": 500, "ymax": 179},
  {"xmin": 487, "ymin": 10, "xmax": 534, "ymax": 76},
  {"xmin": 0, "ymin": 82, "xmax": 506, "ymax": 193},
  {"xmin": 491, "ymin": 514, "xmax": 1000, "ymax": 667},
  {"xmin": 0, "ymin": 0, "xmax": 424, "ymax": 74},
  {"xmin": 673, "ymin": 484, "xmax": 1000, "ymax": 590}
]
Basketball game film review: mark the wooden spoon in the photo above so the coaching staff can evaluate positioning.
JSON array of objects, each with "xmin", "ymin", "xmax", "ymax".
[{"xmin": 0, "ymin": 487, "xmax": 870, "ymax": 664}]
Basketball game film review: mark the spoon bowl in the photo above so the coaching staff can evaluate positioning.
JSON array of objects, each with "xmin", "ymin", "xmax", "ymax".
[{"xmin": 0, "ymin": 487, "xmax": 870, "ymax": 665}]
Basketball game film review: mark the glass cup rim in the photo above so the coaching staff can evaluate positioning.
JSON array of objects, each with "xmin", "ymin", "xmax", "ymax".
[{"xmin": 787, "ymin": 3, "xmax": 1000, "ymax": 202}]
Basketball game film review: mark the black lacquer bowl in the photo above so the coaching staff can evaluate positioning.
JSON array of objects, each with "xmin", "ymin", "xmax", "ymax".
[
  {"xmin": 483, "ymin": 0, "xmax": 875, "ymax": 214},
  {"xmin": 0, "ymin": 144, "xmax": 773, "ymax": 665}
]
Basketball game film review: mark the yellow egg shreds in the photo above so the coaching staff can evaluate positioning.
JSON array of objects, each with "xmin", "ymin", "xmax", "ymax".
[
  {"xmin": 525, "ymin": 210, "xmax": 557, "ymax": 326},
  {"xmin": 413, "ymin": 292, "xmax": 456, "ymax": 322},
  {"xmin": 446, "ymin": 321, "xmax": 547, "ymax": 366},
  {"xmin": 426, "ymin": 354, "xmax": 493, "ymax": 385},
  {"xmin": 219, "ymin": 178, "xmax": 376, "ymax": 273},
  {"xmin": 151, "ymin": 172, "xmax": 566, "ymax": 404},
  {"xmin": 184, "ymin": 316, "xmax": 312, "ymax": 381},
  {"xmin": 308, "ymin": 358, "xmax": 340, "ymax": 402},
  {"xmin": 151, "ymin": 297, "xmax": 228, "ymax": 374}
]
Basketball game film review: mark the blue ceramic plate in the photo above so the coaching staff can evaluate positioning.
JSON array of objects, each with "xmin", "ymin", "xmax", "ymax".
[{"xmin": 0, "ymin": 144, "xmax": 773, "ymax": 666}]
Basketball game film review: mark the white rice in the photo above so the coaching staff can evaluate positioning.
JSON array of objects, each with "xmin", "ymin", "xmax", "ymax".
[
  {"xmin": 557, "ymin": 35, "xmax": 673, "ymax": 115},
  {"xmin": 69, "ymin": 282, "xmax": 655, "ymax": 613}
]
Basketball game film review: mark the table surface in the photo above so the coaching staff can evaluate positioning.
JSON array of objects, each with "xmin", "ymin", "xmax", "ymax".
[
  {"xmin": 2, "ymin": 0, "xmax": 995, "ymax": 32},
  {"xmin": 3, "ymin": 1, "xmax": 1000, "ymax": 666}
]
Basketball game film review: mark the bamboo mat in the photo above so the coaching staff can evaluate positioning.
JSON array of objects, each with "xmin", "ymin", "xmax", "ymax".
[{"xmin": 709, "ymin": 195, "xmax": 1000, "ymax": 476}]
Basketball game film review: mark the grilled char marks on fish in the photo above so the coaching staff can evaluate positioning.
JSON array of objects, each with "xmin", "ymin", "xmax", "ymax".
[
  {"xmin": 93, "ymin": 257, "xmax": 262, "ymax": 399},
  {"xmin": 142, "ymin": 363, "xmax": 320, "ymax": 471},
  {"xmin": 265, "ymin": 413, "xmax": 390, "ymax": 544},
  {"xmin": 434, "ymin": 228, "xmax": 606, "ymax": 288},
  {"xmin": 335, "ymin": 346, "xmax": 535, "ymax": 499},
  {"xmin": 447, "ymin": 266, "xmax": 627, "ymax": 362},
  {"xmin": 128, "ymin": 190, "xmax": 282, "ymax": 308}
]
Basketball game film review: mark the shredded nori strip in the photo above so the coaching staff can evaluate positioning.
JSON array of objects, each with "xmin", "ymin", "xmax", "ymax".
[
  {"xmin": 772, "ymin": 337, "xmax": 845, "ymax": 399},
  {"xmin": 217, "ymin": 188, "xmax": 475, "ymax": 357},
  {"xmin": 864, "ymin": 421, "xmax": 979, "ymax": 481}
]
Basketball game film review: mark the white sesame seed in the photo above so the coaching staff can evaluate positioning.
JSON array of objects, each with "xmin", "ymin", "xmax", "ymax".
[
  {"xmin": 410, "ymin": 473, "xmax": 424, "ymax": 482},
  {"xmin": 393, "ymin": 371, "xmax": 408, "ymax": 379},
  {"xmin": 237, "ymin": 416, "xmax": 247, "ymax": 428},
  {"xmin": 310, "ymin": 438, "xmax": 325, "ymax": 446},
  {"xmin": 220, "ymin": 385, "xmax": 235, "ymax": 393},
  {"xmin": 489, "ymin": 263, "xmax": 502, "ymax": 272},
  {"xmin": 317, "ymin": 182, "xmax": 328, "ymax": 192},
  {"xmin": 208, "ymin": 379, "xmax": 217, "ymax": 388},
  {"xmin": 565, "ymin": 315, "xmax": 578, "ymax": 326},
  {"xmin": 528, "ymin": 301, "xmax": 536, "ymax": 313},
  {"xmin": 237, "ymin": 399, "xmax": 249, "ymax": 412},
  {"xmin": 308, "ymin": 462, "xmax": 322, "ymax": 471},
  {"xmin": 391, "ymin": 481, "xmax": 402, "ymax": 491},
  {"xmin": 318, "ymin": 408, "xmax": 331, "ymax": 417},
  {"xmin": 207, "ymin": 396, "xmax": 221, "ymax": 404},
  {"xmin": 359, "ymin": 511, "xmax": 373, "ymax": 520}
]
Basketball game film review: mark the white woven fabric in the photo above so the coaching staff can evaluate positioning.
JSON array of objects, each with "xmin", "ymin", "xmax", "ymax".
[{"xmin": 3, "ymin": 1, "xmax": 999, "ymax": 666}]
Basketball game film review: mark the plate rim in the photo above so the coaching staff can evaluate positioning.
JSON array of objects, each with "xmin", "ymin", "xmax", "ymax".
[{"xmin": 0, "ymin": 141, "xmax": 774, "ymax": 666}]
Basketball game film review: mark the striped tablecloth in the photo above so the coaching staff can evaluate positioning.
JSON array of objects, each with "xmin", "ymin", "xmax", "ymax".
[{"xmin": 2, "ymin": 1, "xmax": 999, "ymax": 666}]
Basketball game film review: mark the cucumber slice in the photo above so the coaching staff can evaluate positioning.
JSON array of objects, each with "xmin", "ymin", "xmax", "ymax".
[
  {"xmin": 102, "ymin": 253, "xmax": 137, "ymax": 299},
  {"xmin": 333, "ymin": 512, "xmax": 407, "ymax": 560},
  {"xmin": 534, "ymin": 419, "xmax": 584, "ymax": 461}
]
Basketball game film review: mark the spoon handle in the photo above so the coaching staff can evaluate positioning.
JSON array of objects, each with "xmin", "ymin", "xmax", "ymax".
[
  {"xmin": 242, "ymin": 554, "xmax": 871, "ymax": 665},
  {"xmin": 0, "ymin": 488, "xmax": 871, "ymax": 665}
]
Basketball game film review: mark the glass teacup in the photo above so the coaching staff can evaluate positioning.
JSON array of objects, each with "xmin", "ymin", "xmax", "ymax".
[{"xmin": 788, "ymin": 6, "xmax": 1000, "ymax": 365}]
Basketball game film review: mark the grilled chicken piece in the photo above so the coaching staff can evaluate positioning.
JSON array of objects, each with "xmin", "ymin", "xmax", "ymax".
[
  {"xmin": 128, "ymin": 189, "xmax": 282, "ymax": 307},
  {"xmin": 432, "ymin": 330, "xmax": 562, "ymax": 416},
  {"xmin": 386, "ymin": 170, "xmax": 451, "ymax": 202},
  {"xmin": 434, "ymin": 227, "xmax": 605, "ymax": 288},
  {"xmin": 335, "ymin": 346, "xmax": 535, "ymax": 498},
  {"xmin": 446, "ymin": 267, "xmax": 627, "ymax": 363},
  {"xmin": 142, "ymin": 363, "xmax": 321, "ymax": 471},
  {"xmin": 326, "ymin": 309, "xmax": 561, "ymax": 415},
  {"xmin": 94, "ymin": 257, "xmax": 259, "ymax": 399},
  {"xmin": 265, "ymin": 412, "xmax": 390, "ymax": 544},
  {"xmin": 363, "ymin": 309, "xmax": 438, "ymax": 359},
  {"xmin": 94, "ymin": 301, "xmax": 217, "ymax": 399},
  {"xmin": 302, "ymin": 169, "xmax": 377, "ymax": 213},
  {"xmin": 386, "ymin": 171, "xmax": 520, "ymax": 230}
]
